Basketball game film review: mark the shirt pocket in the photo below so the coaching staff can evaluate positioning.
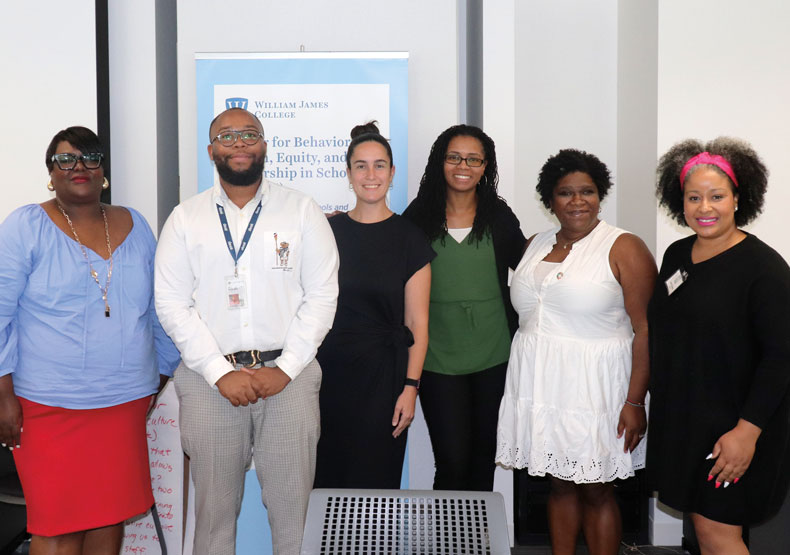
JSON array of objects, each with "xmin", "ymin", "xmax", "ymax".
[{"xmin": 260, "ymin": 229, "xmax": 300, "ymax": 274}]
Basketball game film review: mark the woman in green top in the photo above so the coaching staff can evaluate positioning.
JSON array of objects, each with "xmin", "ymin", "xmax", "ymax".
[{"xmin": 403, "ymin": 125, "xmax": 526, "ymax": 490}]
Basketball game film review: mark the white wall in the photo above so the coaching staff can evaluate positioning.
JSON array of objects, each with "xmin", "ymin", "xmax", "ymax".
[
  {"xmin": 617, "ymin": 0, "xmax": 658, "ymax": 254},
  {"xmin": 108, "ymin": 0, "xmax": 160, "ymax": 231},
  {"xmin": 482, "ymin": 0, "xmax": 516, "ymax": 205},
  {"xmin": 481, "ymin": 1, "xmax": 519, "ymax": 538},
  {"xmin": 656, "ymin": 0, "xmax": 790, "ymax": 262},
  {"xmin": 0, "ymin": 2, "xmax": 97, "ymax": 222},
  {"xmin": 512, "ymin": 0, "xmax": 619, "ymax": 235}
]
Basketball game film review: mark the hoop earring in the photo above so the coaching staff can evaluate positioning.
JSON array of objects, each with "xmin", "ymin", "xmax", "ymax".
[
  {"xmin": 102, "ymin": 178, "xmax": 110, "ymax": 190},
  {"xmin": 47, "ymin": 181, "xmax": 55, "ymax": 191}
]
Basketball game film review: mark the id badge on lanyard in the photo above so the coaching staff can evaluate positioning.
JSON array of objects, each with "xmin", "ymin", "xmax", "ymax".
[
  {"xmin": 225, "ymin": 274, "xmax": 248, "ymax": 309},
  {"xmin": 217, "ymin": 201, "xmax": 262, "ymax": 309}
]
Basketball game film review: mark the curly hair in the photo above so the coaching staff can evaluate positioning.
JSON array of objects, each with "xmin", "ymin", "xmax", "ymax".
[
  {"xmin": 346, "ymin": 120, "xmax": 392, "ymax": 168},
  {"xmin": 407, "ymin": 124, "xmax": 501, "ymax": 243},
  {"xmin": 656, "ymin": 137, "xmax": 767, "ymax": 227},
  {"xmin": 45, "ymin": 126, "xmax": 104, "ymax": 173},
  {"xmin": 536, "ymin": 149, "xmax": 613, "ymax": 209}
]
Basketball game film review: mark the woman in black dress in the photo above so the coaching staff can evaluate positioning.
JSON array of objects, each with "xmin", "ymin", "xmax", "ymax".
[
  {"xmin": 648, "ymin": 137, "xmax": 790, "ymax": 554},
  {"xmin": 314, "ymin": 122, "xmax": 434, "ymax": 488}
]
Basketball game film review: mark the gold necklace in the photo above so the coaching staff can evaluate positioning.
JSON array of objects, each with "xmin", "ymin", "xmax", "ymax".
[
  {"xmin": 56, "ymin": 202, "xmax": 113, "ymax": 317},
  {"xmin": 556, "ymin": 222, "xmax": 599, "ymax": 250},
  {"xmin": 555, "ymin": 234, "xmax": 583, "ymax": 250}
]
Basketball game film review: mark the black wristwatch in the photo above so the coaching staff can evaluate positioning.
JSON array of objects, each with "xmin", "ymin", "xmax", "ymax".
[{"xmin": 404, "ymin": 378, "xmax": 420, "ymax": 391}]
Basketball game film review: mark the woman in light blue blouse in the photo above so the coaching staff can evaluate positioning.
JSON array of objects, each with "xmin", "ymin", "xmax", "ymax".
[{"xmin": 0, "ymin": 126, "xmax": 180, "ymax": 555}]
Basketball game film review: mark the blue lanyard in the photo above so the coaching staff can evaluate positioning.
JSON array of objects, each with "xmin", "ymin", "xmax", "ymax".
[{"xmin": 216, "ymin": 201, "xmax": 262, "ymax": 276}]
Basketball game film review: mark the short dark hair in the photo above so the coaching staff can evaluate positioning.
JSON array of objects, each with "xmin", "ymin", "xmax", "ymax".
[
  {"xmin": 208, "ymin": 107, "xmax": 263, "ymax": 140},
  {"xmin": 656, "ymin": 137, "xmax": 768, "ymax": 227},
  {"xmin": 45, "ymin": 126, "xmax": 103, "ymax": 173},
  {"xmin": 408, "ymin": 124, "xmax": 500, "ymax": 243},
  {"xmin": 346, "ymin": 121, "xmax": 392, "ymax": 168},
  {"xmin": 536, "ymin": 149, "xmax": 613, "ymax": 209}
]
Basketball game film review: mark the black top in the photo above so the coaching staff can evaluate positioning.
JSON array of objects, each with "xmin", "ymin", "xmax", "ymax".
[
  {"xmin": 647, "ymin": 234, "xmax": 790, "ymax": 525},
  {"xmin": 402, "ymin": 198, "xmax": 527, "ymax": 337},
  {"xmin": 314, "ymin": 213, "xmax": 435, "ymax": 489}
]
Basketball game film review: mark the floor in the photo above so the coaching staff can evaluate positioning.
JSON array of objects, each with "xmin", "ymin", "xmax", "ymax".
[
  {"xmin": 7, "ymin": 539, "xmax": 690, "ymax": 555},
  {"xmin": 3, "ymin": 539, "xmax": 689, "ymax": 554},
  {"xmin": 513, "ymin": 546, "xmax": 687, "ymax": 555},
  {"xmin": 8, "ymin": 542, "xmax": 690, "ymax": 555}
]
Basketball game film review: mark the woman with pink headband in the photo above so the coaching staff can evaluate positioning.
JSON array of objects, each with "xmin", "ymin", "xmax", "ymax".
[{"xmin": 648, "ymin": 137, "xmax": 790, "ymax": 554}]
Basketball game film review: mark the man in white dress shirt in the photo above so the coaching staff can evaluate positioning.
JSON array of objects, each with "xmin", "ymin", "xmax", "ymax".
[{"xmin": 155, "ymin": 107, "xmax": 338, "ymax": 555}]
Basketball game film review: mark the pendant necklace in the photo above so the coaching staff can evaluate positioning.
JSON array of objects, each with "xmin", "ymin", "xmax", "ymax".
[
  {"xmin": 57, "ymin": 202, "xmax": 113, "ymax": 317},
  {"xmin": 557, "ymin": 237, "xmax": 581, "ymax": 250},
  {"xmin": 554, "ymin": 234, "xmax": 583, "ymax": 258},
  {"xmin": 554, "ymin": 228, "xmax": 591, "ymax": 280}
]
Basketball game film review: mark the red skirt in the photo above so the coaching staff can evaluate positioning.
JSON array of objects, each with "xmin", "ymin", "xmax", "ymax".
[{"xmin": 13, "ymin": 396, "xmax": 154, "ymax": 536}]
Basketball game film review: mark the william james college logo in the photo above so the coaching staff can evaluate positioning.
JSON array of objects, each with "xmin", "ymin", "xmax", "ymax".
[{"xmin": 225, "ymin": 97, "xmax": 248, "ymax": 110}]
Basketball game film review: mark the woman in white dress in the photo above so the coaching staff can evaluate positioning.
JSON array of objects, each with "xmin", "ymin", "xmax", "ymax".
[{"xmin": 496, "ymin": 149, "xmax": 656, "ymax": 555}]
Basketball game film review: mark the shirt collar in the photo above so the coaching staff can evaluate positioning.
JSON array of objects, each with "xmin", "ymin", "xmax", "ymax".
[{"xmin": 212, "ymin": 179, "xmax": 268, "ymax": 211}]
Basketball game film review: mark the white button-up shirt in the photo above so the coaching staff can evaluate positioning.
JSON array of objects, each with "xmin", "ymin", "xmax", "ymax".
[{"xmin": 154, "ymin": 179, "xmax": 338, "ymax": 386}]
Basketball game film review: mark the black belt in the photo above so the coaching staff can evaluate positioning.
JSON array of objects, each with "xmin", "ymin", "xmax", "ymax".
[{"xmin": 224, "ymin": 349, "xmax": 283, "ymax": 367}]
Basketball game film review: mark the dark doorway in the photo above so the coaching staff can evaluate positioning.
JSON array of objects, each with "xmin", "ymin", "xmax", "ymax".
[{"xmin": 513, "ymin": 469, "xmax": 650, "ymax": 547}]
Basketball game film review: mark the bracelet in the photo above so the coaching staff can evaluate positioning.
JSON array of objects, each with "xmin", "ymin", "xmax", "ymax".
[{"xmin": 624, "ymin": 399, "xmax": 646, "ymax": 408}]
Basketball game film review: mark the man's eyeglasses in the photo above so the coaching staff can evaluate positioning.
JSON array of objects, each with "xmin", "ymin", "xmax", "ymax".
[
  {"xmin": 445, "ymin": 154, "xmax": 485, "ymax": 167},
  {"xmin": 212, "ymin": 130, "xmax": 264, "ymax": 147},
  {"xmin": 51, "ymin": 153, "xmax": 104, "ymax": 171}
]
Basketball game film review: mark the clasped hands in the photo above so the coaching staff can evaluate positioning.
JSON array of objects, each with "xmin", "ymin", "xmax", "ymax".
[{"xmin": 216, "ymin": 367, "xmax": 291, "ymax": 407}]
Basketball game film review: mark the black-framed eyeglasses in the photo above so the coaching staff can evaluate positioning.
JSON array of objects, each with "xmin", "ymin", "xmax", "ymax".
[
  {"xmin": 212, "ymin": 130, "xmax": 264, "ymax": 147},
  {"xmin": 445, "ymin": 154, "xmax": 485, "ymax": 167},
  {"xmin": 51, "ymin": 153, "xmax": 104, "ymax": 171}
]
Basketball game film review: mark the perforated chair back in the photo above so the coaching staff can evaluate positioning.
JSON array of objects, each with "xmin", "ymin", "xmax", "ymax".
[{"xmin": 301, "ymin": 488, "xmax": 510, "ymax": 554}]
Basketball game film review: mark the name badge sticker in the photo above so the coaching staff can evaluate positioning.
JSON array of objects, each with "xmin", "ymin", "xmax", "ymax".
[
  {"xmin": 665, "ymin": 267, "xmax": 688, "ymax": 296},
  {"xmin": 225, "ymin": 275, "xmax": 248, "ymax": 309}
]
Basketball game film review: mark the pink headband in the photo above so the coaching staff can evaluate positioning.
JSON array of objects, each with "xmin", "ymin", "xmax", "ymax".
[{"xmin": 679, "ymin": 152, "xmax": 738, "ymax": 188}]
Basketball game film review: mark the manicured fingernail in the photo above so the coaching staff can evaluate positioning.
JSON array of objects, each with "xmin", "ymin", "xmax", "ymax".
[
  {"xmin": 734, "ymin": 478, "xmax": 739, "ymax": 484},
  {"xmin": 724, "ymin": 482, "xmax": 730, "ymax": 488},
  {"xmin": 705, "ymin": 453, "xmax": 714, "ymax": 460},
  {"xmin": 707, "ymin": 474, "xmax": 714, "ymax": 482},
  {"xmin": 715, "ymin": 481, "xmax": 721, "ymax": 489}
]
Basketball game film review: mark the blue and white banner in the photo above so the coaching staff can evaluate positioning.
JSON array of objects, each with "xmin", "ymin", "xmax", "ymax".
[
  {"xmin": 182, "ymin": 52, "xmax": 409, "ymax": 555},
  {"xmin": 196, "ymin": 52, "xmax": 409, "ymax": 212}
]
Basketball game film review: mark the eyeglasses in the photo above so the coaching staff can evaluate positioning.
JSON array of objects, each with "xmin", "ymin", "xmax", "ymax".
[
  {"xmin": 51, "ymin": 153, "xmax": 104, "ymax": 171},
  {"xmin": 212, "ymin": 130, "xmax": 264, "ymax": 147},
  {"xmin": 445, "ymin": 154, "xmax": 485, "ymax": 167}
]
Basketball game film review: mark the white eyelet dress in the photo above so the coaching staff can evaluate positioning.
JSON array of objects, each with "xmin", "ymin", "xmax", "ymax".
[{"xmin": 495, "ymin": 221, "xmax": 646, "ymax": 483}]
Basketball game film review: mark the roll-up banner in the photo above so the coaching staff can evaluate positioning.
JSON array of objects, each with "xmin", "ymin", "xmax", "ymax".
[{"xmin": 121, "ymin": 52, "xmax": 408, "ymax": 555}]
